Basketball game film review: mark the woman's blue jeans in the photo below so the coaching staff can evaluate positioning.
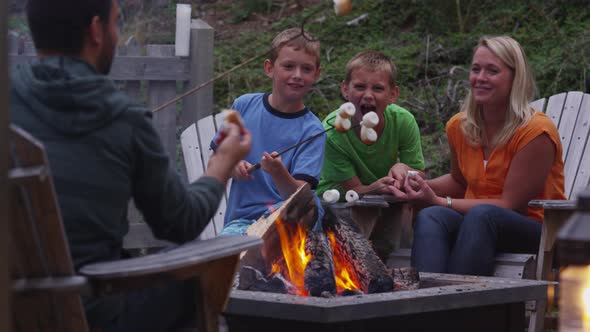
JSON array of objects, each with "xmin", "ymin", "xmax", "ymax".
[{"xmin": 411, "ymin": 204, "xmax": 542, "ymax": 276}]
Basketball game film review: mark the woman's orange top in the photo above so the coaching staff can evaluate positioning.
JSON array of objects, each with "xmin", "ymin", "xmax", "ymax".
[{"xmin": 446, "ymin": 112, "xmax": 566, "ymax": 222}]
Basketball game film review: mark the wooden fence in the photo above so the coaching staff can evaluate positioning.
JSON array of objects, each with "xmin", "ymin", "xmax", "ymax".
[
  {"xmin": 9, "ymin": 19, "xmax": 214, "ymax": 164},
  {"xmin": 8, "ymin": 19, "xmax": 215, "ymax": 225}
]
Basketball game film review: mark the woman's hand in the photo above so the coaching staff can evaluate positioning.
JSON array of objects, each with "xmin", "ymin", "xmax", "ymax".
[{"xmin": 391, "ymin": 174, "xmax": 440, "ymax": 206}]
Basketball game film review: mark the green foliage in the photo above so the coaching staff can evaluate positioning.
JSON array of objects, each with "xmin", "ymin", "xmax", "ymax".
[
  {"xmin": 231, "ymin": 0, "xmax": 282, "ymax": 23},
  {"xmin": 213, "ymin": 0, "xmax": 589, "ymax": 177}
]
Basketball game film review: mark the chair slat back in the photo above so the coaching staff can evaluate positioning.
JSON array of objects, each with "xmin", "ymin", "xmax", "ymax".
[
  {"xmin": 181, "ymin": 115, "xmax": 230, "ymax": 238},
  {"xmin": 9, "ymin": 125, "xmax": 88, "ymax": 332},
  {"xmin": 534, "ymin": 92, "xmax": 590, "ymax": 199}
]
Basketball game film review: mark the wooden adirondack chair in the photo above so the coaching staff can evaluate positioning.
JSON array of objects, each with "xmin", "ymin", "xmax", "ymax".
[
  {"xmin": 527, "ymin": 91, "xmax": 590, "ymax": 331},
  {"xmin": 180, "ymin": 113, "xmax": 230, "ymax": 239},
  {"xmin": 122, "ymin": 114, "xmax": 227, "ymax": 251},
  {"xmin": 9, "ymin": 125, "xmax": 262, "ymax": 332}
]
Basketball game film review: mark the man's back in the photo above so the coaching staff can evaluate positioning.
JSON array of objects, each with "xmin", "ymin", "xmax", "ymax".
[{"xmin": 11, "ymin": 56, "xmax": 225, "ymax": 268}]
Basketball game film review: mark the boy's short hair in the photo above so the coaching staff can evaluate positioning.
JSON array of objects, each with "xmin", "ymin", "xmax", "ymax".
[
  {"xmin": 269, "ymin": 28, "xmax": 321, "ymax": 67},
  {"xmin": 27, "ymin": 0, "xmax": 112, "ymax": 54},
  {"xmin": 344, "ymin": 51, "xmax": 397, "ymax": 87}
]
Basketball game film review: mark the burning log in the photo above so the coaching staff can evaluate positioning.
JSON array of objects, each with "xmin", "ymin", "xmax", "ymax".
[
  {"xmin": 241, "ymin": 183, "xmax": 316, "ymax": 269},
  {"xmin": 238, "ymin": 266, "xmax": 298, "ymax": 294},
  {"xmin": 323, "ymin": 209, "xmax": 394, "ymax": 294},
  {"xmin": 304, "ymin": 230, "xmax": 337, "ymax": 297}
]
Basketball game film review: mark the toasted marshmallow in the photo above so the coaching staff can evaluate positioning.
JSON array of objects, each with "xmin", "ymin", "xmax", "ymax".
[
  {"xmin": 360, "ymin": 111, "xmax": 379, "ymax": 128},
  {"xmin": 333, "ymin": 0, "xmax": 352, "ymax": 16},
  {"xmin": 360, "ymin": 126, "xmax": 378, "ymax": 144},
  {"xmin": 334, "ymin": 115, "xmax": 352, "ymax": 132},
  {"xmin": 338, "ymin": 102, "xmax": 356, "ymax": 118},
  {"xmin": 322, "ymin": 189, "xmax": 340, "ymax": 204},
  {"xmin": 345, "ymin": 190, "xmax": 359, "ymax": 203}
]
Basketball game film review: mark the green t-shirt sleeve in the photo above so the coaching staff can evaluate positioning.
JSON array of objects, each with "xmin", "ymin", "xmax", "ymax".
[{"xmin": 397, "ymin": 110, "xmax": 425, "ymax": 170}]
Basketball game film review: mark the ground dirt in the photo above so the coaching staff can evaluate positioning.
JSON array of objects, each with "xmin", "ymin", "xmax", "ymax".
[{"xmin": 194, "ymin": 0, "xmax": 322, "ymax": 40}]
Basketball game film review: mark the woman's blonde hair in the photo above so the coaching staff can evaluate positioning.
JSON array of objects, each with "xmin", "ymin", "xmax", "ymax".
[{"xmin": 461, "ymin": 35, "xmax": 537, "ymax": 148}]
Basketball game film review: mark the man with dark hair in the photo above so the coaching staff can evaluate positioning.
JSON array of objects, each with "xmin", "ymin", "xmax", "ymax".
[{"xmin": 11, "ymin": 0, "xmax": 252, "ymax": 330}]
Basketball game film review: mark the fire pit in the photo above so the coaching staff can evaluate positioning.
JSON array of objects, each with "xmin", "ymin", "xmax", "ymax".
[
  {"xmin": 224, "ymin": 273, "xmax": 551, "ymax": 332},
  {"xmin": 227, "ymin": 186, "xmax": 551, "ymax": 331}
]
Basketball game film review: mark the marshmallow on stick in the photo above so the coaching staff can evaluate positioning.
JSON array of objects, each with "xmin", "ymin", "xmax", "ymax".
[
  {"xmin": 359, "ymin": 111, "xmax": 379, "ymax": 144},
  {"xmin": 333, "ymin": 0, "xmax": 352, "ymax": 16},
  {"xmin": 338, "ymin": 102, "xmax": 356, "ymax": 118},
  {"xmin": 334, "ymin": 102, "xmax": 356, "ymax": 133},
  {"xmin": 345, "ymin": 190, "xmax": 359, "ymax": 203},
  {"xmin": 322, "ymin": 189, "xmax": 341, "ymax": 204},
  {"xmin": 215, "ymin": 109, "xmax": 245, "ymax": 145},
  {"xmin": 334, "ymin": 116, "xmax": 352, "ymax": 133}
]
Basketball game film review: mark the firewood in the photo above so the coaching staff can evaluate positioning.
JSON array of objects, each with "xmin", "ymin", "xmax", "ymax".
[
  {"xmin": 238, "ymin": 266, "xmax": 298, "ymax": 294},
  {"xmin": 241, "ymin": 183, "xmax": 316, "ymax": 268},
  {"xmin": 304, "ymin": 230, "xmax": 337, "ymax": 297},
  {"xmin": 323, "ymin": 209, "xmax": 394, "ymax": 294}
]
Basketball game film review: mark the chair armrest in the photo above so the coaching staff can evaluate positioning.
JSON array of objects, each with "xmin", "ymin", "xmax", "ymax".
[
  {"xmin": 79, "ymin": 235, "xmax": 261, "ymax": 294},
  {"xmin": 529, "ymin": 199, "xmax": 577, "ymax": 210}
]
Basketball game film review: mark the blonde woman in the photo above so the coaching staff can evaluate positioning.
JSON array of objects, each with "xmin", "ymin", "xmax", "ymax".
[{"xmin": 393, "ymin": 36, "xmax": 566, "ymax": 276}]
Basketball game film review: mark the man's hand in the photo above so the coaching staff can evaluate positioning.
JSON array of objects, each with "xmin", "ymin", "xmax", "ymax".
[{"xmin": 206, "ymin": 123, "xmax": 252, "ymax": 184}]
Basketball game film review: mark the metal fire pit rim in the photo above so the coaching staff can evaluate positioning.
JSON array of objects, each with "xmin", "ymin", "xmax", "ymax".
[{"xmin": 225, "ymin": 273, "xmax": 551, "ymax": 323}]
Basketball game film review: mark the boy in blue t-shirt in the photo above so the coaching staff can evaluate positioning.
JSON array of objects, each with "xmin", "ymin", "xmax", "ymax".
[{"xmin": 212, "ymin": 28, "xmax": 326, "ymax": 235}]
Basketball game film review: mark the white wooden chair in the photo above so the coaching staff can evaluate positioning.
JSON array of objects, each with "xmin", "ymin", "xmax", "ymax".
[
  {"xmin": 527, "ymin": 91, "xmax": 590, "ymax": 331},
  {"xmin": 180, "ymin": 113, "xmax": 230, "ymax": 239},
  {"xmin": 9, "ymin": 125, "xmax": 262, "ymax": 332}
]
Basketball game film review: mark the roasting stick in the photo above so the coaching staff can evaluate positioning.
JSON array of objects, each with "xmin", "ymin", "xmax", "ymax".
[
  {"xmin": 246, "ymin": 122, "xmax": 361, "ymax": 174},
  {"xmin": 151, "ymin": 1, "xmax": 353, "ymax": 114}
]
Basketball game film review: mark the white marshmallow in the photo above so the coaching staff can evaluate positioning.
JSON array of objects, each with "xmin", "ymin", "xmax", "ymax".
[
  {"xmin": 345, "ymin": 190, "xmax": 359, "ymax": 203},
  {"xmin": 407, "ymin": 170, "xmax": 419, "ymax": 178},
  {"xmin": 360, "ymin": 111, "xmax": 379, "ymax": 128},
  {"xmin": 360, "ymin": 126, "xmax": 378, "ymax": 144},
  {"xmin": 338, "ymin": 102, "xmax": 356, "ymax": 118},
  {"xmin": 334, "ymin": 115, "xmax": 352, "ymax": 132},
  {"xmin": 322, "ymin": 189, "xmax": 340, "ymax": 204}
]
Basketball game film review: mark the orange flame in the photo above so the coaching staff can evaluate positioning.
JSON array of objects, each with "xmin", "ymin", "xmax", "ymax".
[
  {"xmin": 273, "ymin": 217, "xmax": 311, "ymax": 296},
  {"xmin": 270, "ymin": 217, "xmax": 361, "ymax": 296},
  {"xmin": 327, "ymin": 231, "xmax": 361, "ymax": 293}
]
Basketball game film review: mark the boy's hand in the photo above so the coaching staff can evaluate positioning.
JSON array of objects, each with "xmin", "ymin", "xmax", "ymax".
[
  {"xmin": 370, "ymin": 176, "xmax": 398, "ymax": 194},
  {"xmin": 388, "ymin": 163, "xmax": 410, "ymax": 182},
  {"xmin": 232, "ymin": 160, "xmax": 254, "ymax": 181},
  {"xmin": 206, "ymin": 123, "xmax": 252, "ymax": 184},
  {"xmin": 260, "ymin": 151, "xmax": 285, "ymax": 176}
]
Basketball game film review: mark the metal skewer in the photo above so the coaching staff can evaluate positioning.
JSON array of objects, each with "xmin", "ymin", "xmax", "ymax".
[{"xmin": 246, "ymin": 117, "xmax": 360, "ymax": 174}]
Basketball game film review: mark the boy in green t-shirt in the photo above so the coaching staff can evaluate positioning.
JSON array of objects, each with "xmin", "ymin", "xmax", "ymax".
[{"xmin": 318, "ymin": 51, "xmax": 425, "ymax": 258}]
